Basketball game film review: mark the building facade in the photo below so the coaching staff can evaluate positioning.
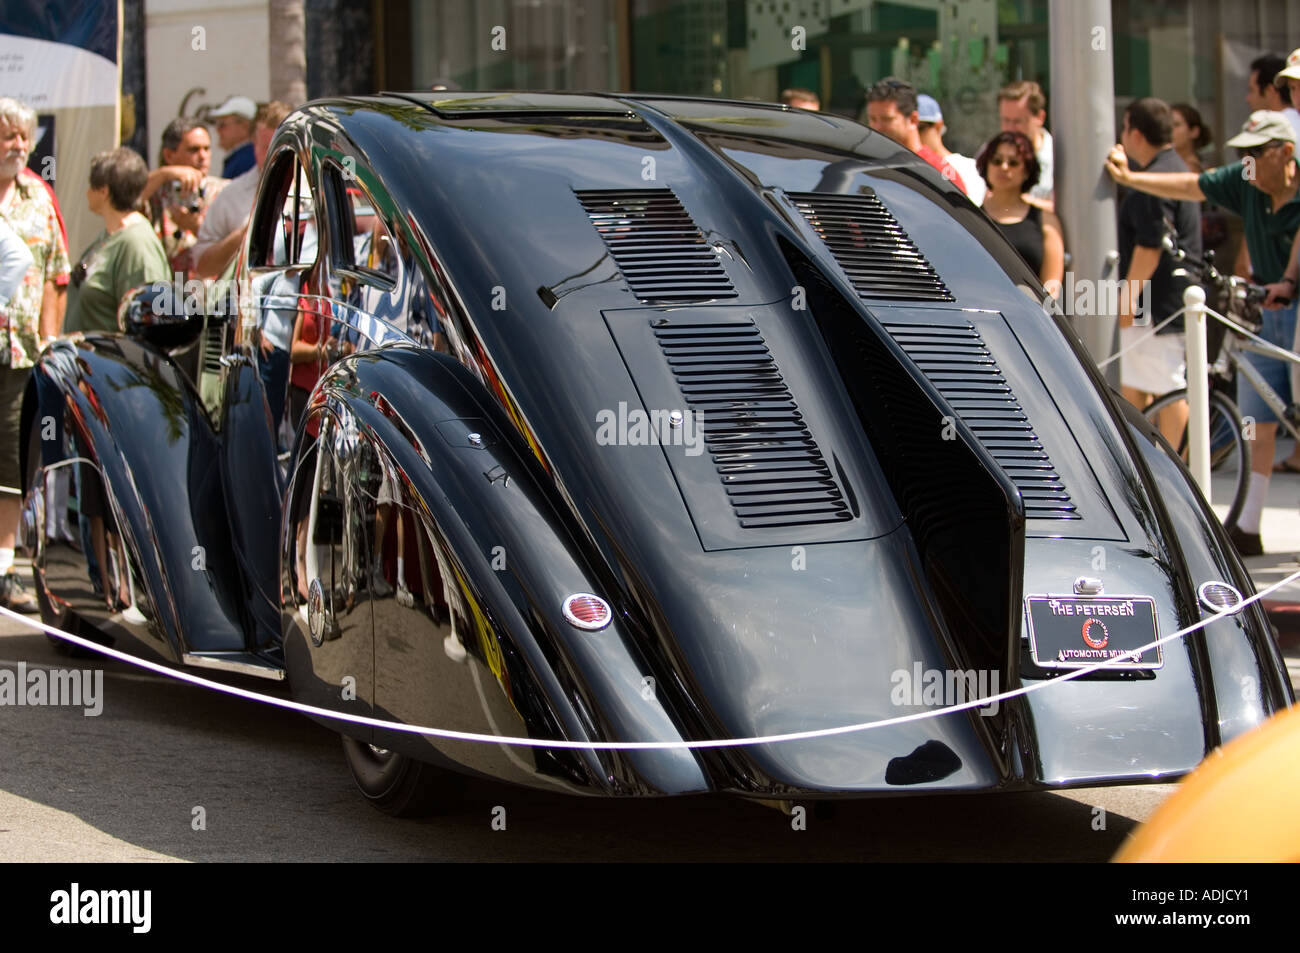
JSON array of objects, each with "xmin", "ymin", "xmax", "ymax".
[{"xmin": 304, "ymin": 0, "xmax": 1300, "ymax": 169}]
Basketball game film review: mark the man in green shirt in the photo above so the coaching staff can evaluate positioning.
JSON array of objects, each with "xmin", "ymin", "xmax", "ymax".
[
  {"xmin": 1106, "ymin": 110, "xmax": 1300, "ymax": 555},
  {"xmin": 64, "ymin": 147, "xmax": 171, "ymax": 334}
]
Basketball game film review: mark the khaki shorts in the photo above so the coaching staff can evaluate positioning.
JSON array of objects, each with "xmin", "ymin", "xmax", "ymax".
[
  {"xmin": 0, "ymin": 367, "xmax": 30, "ymax": 494},
  {"xmin": 1120, "ymin": 327, "xmax": 1185, "ymax": 396}
]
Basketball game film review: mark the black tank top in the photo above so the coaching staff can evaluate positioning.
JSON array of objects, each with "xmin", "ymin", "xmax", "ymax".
[{"xmin": 995, "ymin": 205, "xmax": 1044, "ymax": 277}]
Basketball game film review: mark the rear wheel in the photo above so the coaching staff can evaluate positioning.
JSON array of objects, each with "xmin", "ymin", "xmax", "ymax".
[
  {"xmin": 1142, "ymin": 388, "xmax": 1251, "ymax": 527},
  {"xmin": 340, "ymin": 735, "xmax": 463, "ymax": 817}
]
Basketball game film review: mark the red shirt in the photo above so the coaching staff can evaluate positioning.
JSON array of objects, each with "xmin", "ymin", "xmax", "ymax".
[
  {"xmin": 291, "ymin": 297, "xmax": 328, "ymax": 393},
  {"xmin": 916, "ymin": 145, "xmax": 967, "ymax": 194}
]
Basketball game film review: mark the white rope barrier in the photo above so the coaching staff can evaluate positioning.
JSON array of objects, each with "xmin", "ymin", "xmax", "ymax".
[
  {"xmin": 2, "ymin": 566, "xmax": 1296, "ymax": 751},
  {"xmin": 1095, "ymin": 306, "xmax": 1189, "ymax": 369}
]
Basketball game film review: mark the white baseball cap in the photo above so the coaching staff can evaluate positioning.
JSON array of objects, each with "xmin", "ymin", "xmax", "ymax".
[
  {"xmin": 1224, "ymin": 110, "xmax": 1297, "ymax": 148},
  {"xmin": 1276, "ymin": 48, "xmax": 1300, "ymax": 85},
  {"xmin": 210, "ymin": 95, "xmax": 257, "ymax": 120}
]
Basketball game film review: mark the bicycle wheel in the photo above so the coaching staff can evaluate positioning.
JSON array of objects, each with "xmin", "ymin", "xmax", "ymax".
[{"xmin": 1142, "ymin": 388, "xmax": 1252, "ymax": 526}]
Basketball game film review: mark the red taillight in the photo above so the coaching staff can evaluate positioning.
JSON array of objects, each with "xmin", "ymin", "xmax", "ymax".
[{"xmin": 563, "ymin": 593, "xmax": 611, "ymax": 630}]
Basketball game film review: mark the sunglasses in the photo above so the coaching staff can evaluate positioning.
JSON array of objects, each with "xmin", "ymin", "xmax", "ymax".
[{"xmin": 71, "ymin": 260, "xmax": 88, "ymax": 288}]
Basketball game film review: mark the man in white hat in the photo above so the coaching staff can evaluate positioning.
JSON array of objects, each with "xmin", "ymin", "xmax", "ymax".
[
  {"xmin": 209, "ymin": 95, "xmax": 257, "ymax": 179},
  {"xmin": 1106, "ymin": 111, "xmax": 1300, "ymax": 556}
]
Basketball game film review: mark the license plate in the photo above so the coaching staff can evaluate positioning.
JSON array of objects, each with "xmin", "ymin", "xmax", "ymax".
[{"xmin": 1025, "ymin": 595, "xmax": 1162, "ymax": 670}]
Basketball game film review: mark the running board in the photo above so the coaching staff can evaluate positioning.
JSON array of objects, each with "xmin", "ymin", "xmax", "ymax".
[{"xmin": 182, "ymin": 651, "xmax": 287, "ymax": 681}]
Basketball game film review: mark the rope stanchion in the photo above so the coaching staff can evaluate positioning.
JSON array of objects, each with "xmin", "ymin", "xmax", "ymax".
[
  {"xmin": 3, "ymin": 566, "xmax": 1297, "ymax": 751},
  {"xmin": 1184, "ymin": 285, "xmax": 1212, "ymax": 494}
]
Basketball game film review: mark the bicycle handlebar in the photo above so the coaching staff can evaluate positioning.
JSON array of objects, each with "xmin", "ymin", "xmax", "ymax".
[{"xmin": 1161, "ymin": 233, "xmax": 1281, "ymax": 313}]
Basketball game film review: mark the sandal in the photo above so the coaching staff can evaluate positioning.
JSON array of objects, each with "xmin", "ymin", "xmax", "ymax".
[{"xmin": 1273, "ymin": 459, "xmax": 1300, "ymax": 474}]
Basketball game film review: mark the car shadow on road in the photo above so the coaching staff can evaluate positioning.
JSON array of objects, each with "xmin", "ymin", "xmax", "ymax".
[{"xmin": 1, "ymin": 630, "xmax": 1148, "ymax": 862}]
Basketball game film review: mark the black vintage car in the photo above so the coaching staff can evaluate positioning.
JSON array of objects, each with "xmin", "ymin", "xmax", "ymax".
[{"xmin": 20, "ymin": 92, "xmax": 1293, "ymax": 815}]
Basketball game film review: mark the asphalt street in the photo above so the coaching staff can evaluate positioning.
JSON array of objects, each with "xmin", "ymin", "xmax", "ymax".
[
  {"xmin": 0, "ymin": 614, "xmax": 1180, "ymax": 862},
  {"xmin": 1, "ymin": 447, "xmax": 1297, "ymax": 862}
]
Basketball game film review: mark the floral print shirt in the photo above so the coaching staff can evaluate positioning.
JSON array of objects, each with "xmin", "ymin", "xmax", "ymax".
[{"xmin": 0, "ymin": 171, "xmax": 70, "ymax": 367}]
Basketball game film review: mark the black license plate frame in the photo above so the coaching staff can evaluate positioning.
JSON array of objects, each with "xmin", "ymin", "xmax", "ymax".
[{"xmin": 1024, "ymin": 595, "xmax": 1162, "ymax": 670}]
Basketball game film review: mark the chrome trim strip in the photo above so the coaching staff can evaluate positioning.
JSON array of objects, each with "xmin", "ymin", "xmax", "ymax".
[{"xmin": 182, "ymin": 652, "xmax": 287, "ymax": 681}]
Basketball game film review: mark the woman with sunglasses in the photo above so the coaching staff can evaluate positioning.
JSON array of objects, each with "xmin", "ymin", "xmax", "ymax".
[
  {"xmin": 977, "ymin": 131, "xmax": 1065, "ymax": 298},
  {"xmin": 63, "ymin": 147, "xmax": 170, "ymax": 334}
]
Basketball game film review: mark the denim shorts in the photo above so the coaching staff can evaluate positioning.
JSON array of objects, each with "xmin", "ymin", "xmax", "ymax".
[{"xmin": 1236, "ymin": 300, "xmax": 1298, "ymax": 424}]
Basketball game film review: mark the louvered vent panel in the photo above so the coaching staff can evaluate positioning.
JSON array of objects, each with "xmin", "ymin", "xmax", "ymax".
[
  {"xmin": 790, "ymin": 191, "xmax": 954, "ymax": 302},
  {"xmin": 576, "ymin": 189, "xmax": 737, "ymax": 303},
  {"xmin": 881, "ymin": 320, "xmax": 1078, "ymax": 520},
  {"xmin": 201, "ymin": 319, "xmax": 224, "ymax": 374},
  {"xmin": 655, "ymin": 320, "xmax": 852, "ymax": 529}
]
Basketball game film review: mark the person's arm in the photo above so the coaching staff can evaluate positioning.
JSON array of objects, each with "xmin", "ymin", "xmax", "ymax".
[
  {"xmin": 1105, "ymin": 145, "xmax": 1205, "ymax": 201},
  {"xmin": 289, "ymin": 310, "xmax": 312, "ymax": 363},
  {"xmin": 1118, "ymin": 246, "xmax": 1161, "ymax": 328},
  {"xmin": 39, "ymin": 280, "xmax": 60, "ymax": 340},
  {"xmin": 1264, "ymin": 228, "xmax": 1300, "ymax": 307},
  {"xmin": 1040, "ymin": 209, "xmax": 1065, "ymax": 298},
  {"xmin": 40, "ymin": 203, "xmax": 71, "ymax": 341},
  {"xmin": 195, "ymin": 223, "xmax": 246, "ymax": 279},
  {"xmin": 141, "ymin": 165, "xmax": 205, "ymax": 203},
  {"xmin": 1233, "ymin": 239, "xmax": 1252, "ymax": 280}
]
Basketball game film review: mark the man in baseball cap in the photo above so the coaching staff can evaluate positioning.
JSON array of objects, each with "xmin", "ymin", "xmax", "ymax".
[
  {"xmin": 1273, "ymin": 48, "xmax": 1300, "ymax": 140},
  {"xmin": 915, "ymin": 94, "xmax": 983, "ymax": 203},
  {"xmin": 1106, "ymin": 109, "xmax": 1300, "ymax": 556},
  {"xmin": 1223, "ymin": 108, "xmax": 1298, "ymax": 148},
  {"xmin": 209, "ymin": 95, "xmax": 257, "ymax": 178}
]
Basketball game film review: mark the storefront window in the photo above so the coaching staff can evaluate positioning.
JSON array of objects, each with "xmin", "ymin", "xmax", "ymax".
[{"xmin": 408, "ymin": 0, "xmax": 619, "ymax": 90}]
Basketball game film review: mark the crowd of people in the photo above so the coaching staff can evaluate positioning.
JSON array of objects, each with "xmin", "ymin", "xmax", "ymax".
[
  {"xmin": 1105, "ymin": 48, "xmax": 1300, "ymax": 557},
  {"xmin": 784, "ymin": 78, "xmax": 1064, "ymax": 293},
  {"xmin": 0, "ymin": 91, "xmax": 290, "ymax": 610}
]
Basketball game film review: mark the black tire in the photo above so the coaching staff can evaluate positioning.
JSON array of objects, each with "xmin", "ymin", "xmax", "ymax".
[
  {"xmin": 340, "ymin": 735, "xmax": 463, "ymax": 817},
  {"xmin": 1142, "ymin": 388, "xmax": 1251, "ymax": 527}
]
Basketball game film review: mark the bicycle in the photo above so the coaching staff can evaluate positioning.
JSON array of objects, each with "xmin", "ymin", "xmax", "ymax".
[{"xmin": 1138, "ymin": 241, "xmax": 1300, "ymax": 527}]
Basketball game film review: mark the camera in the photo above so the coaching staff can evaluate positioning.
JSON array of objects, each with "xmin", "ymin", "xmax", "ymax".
[{"xmin": 166, "ymin": 179, "xmax": 205, "ymax": 214}]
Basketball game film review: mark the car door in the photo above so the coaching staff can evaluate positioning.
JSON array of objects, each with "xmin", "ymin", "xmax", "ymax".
[
  {"xmin": 222, "ymin": 145, "xmax": 321, "ymax": 652},
  {"xmin": 280, "ymin": 157, "xmax": 402, "ymax": 726}
]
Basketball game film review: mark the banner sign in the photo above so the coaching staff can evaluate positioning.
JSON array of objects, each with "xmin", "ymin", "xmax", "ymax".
[
  {"xmin": 0, "ymin": 2, "xmax": 119, "ymax": 109},
  {"xmin": 0, "ymin": 1, "xmax": 121, "ymax": 258}
]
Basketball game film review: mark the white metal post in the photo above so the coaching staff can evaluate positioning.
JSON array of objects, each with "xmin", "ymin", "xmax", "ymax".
[{"xmin": 1183, "ymin": 284, "xmax": 1211, "ymax": 496}]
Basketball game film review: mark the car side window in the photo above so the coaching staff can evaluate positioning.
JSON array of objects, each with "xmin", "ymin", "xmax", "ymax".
[
  {"xmin": 347, "ymin": 187, "xmax": 399, "ymax": 284},
  {"xmin": 251, "ymin": 151, "xmax": 318, "ymax": 270},
  {"xmin": 323, "ymin": 164, "xmax": 401, "ymax": 289}
]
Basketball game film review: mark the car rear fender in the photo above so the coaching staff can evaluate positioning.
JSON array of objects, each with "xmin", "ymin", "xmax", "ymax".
[{"xmin": 294, "ymin": 346, "xmax": 710, "ymax": 796}]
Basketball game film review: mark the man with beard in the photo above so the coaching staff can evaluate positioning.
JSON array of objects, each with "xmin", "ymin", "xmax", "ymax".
[{"xmin": 0, "ymin": 97, "xmax": 70, "ymax": 610}]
